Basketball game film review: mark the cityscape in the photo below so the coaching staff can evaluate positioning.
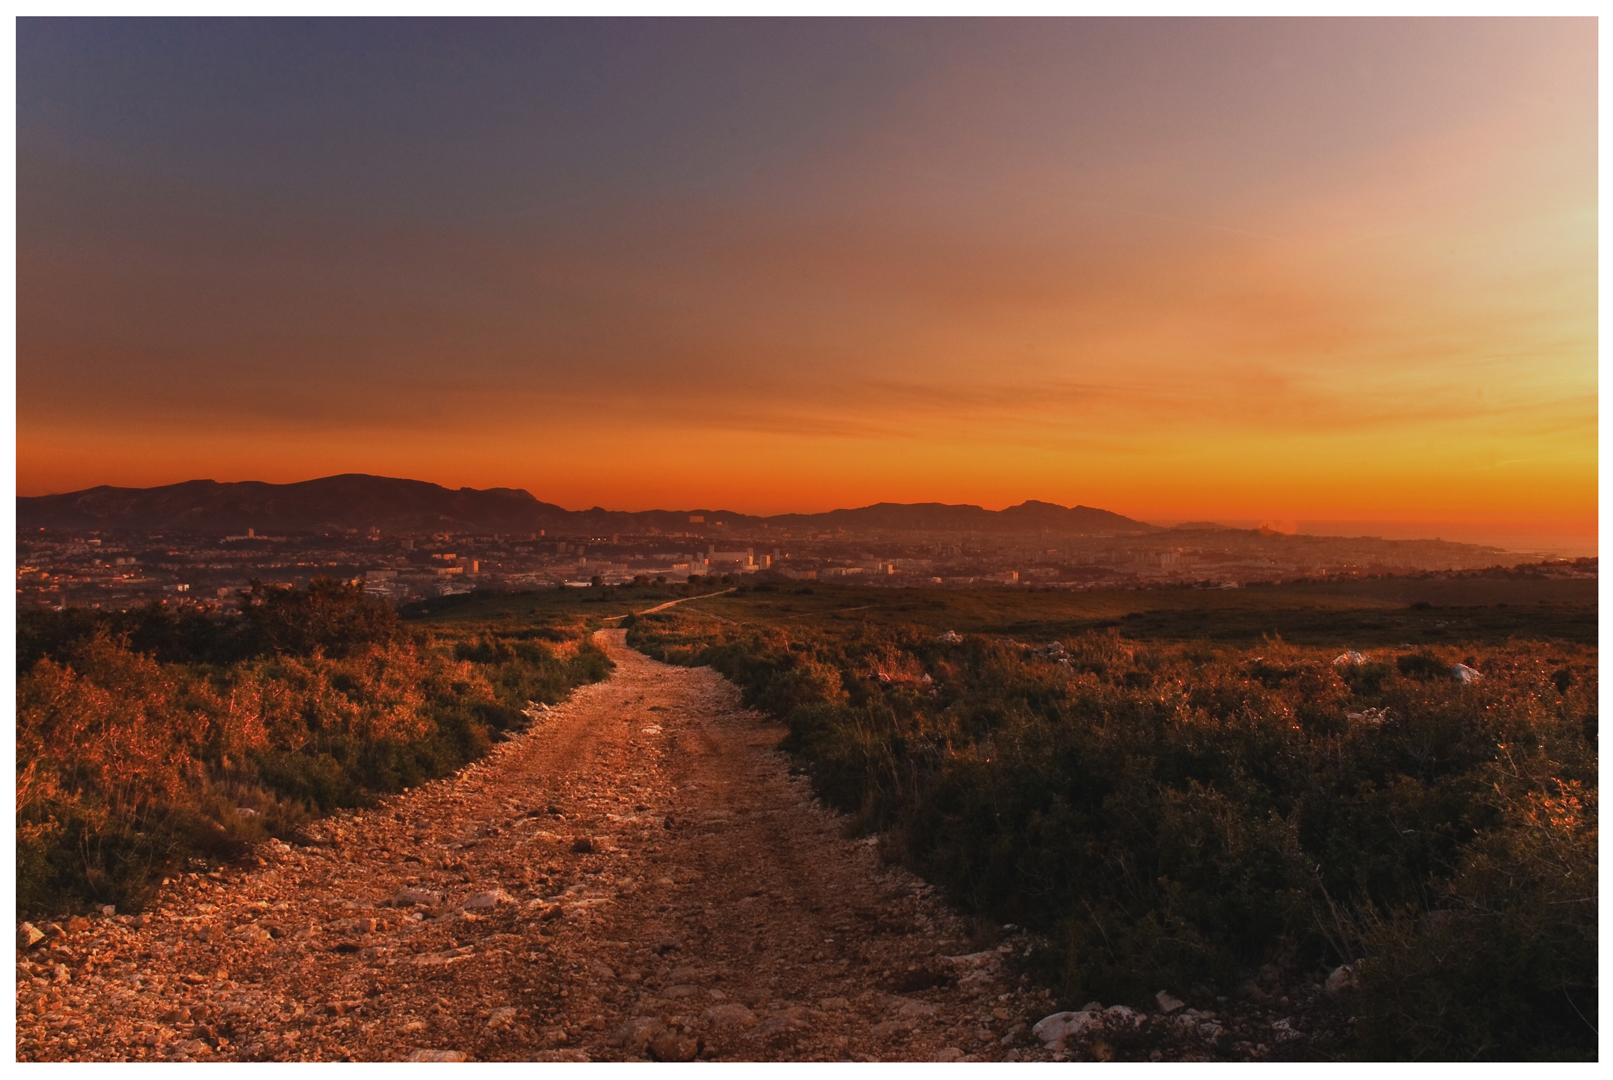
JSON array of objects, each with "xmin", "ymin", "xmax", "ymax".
[{"xmin": 16, "ymin": 516, "xmax": 1590, "ymax": 614}]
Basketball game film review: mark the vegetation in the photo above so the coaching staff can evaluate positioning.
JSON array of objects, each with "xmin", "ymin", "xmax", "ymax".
[
  {"xmin": 621, "ymin": 580, "xmax": 1596, "ymax": 1060},
  {"xmin": 16, "ymin": 580, "xmax": 611, "ymax": 916},
  {"xmin": 17, "ymin": 573, "xmax": 1595, "ymax": 1058}
]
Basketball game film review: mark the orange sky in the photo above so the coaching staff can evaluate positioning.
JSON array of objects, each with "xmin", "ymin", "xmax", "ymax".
[{"xmin": 15, "ymin": 19, "xmax": 1597, "ymax": 550}]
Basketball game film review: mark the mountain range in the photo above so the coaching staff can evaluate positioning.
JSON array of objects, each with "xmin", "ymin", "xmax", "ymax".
[{"xmin": 17, "ymin": 474, "xmax": 1159, "ymax": 537}]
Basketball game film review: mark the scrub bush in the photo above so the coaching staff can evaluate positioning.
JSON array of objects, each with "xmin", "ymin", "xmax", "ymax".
[
  {"xmin": 628, "ymin": 615, "xmax": 1596, "ymax": 1060},
  {"xmin": 16, "ymin": 581, "xmax": 612, "ymax": 913}
]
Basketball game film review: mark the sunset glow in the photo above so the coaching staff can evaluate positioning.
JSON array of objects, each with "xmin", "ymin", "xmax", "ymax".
[{"xmin": 16, "ymin": 18, "xmax": 1597, "ymax": 551}]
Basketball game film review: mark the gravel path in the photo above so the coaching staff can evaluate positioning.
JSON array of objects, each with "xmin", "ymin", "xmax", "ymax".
[{"xmin": 17, "ymin": 629, "xmax": 1070, "ymax": 1062}]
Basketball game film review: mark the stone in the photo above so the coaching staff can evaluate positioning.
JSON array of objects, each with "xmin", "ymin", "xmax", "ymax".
[
  {"xmin": 65, "ymin": 915, "xmax": 91, "ymax": 933},
  {"xmin": 896, "ymin": 998, "xmax": 938, "ymax": 1019},
  {"xmin": 18, "ymin": 922, "xmax": 45, "ymax": 950},
  {"xmin": 1325, "ymin": 964, "xmax": 1358, "ymax": 994},
  {"xmin": 99, "ymin": 905, "xmax": 116, "ymax": 917},
  {"xmin": 392, "ymin": 887, "xmax": 443, "ymax": 908},
  {"xmin": 746, "ymin": 1006, "xmax": 814, "ymax": 1039},
  {"xmin": 870, "ymin": 1020, "xmax": 912, "ymax": 1038},
  {"xmin": 1155, "ymin": 990, "xmax": 1186, "ymax": 1014},
  {"xmin": 408, "ymin": 1049, "xmax": 467, "ymax": 1062},
  {"xmin": 461, "ymin": 889, "xmax": 509, "ymax": 911},
  {"xmin": 1102, "ymin": 1005, "xmax": 1143, "ymax": 1030},
  {"xmin": 1032, "ymin": 1010, "xmax": 1100, "ymax": 1050},
  {"xmin": 935, "ymin": 1047, "xmax": 964, "ymax": 1061},
  {"xmin": 486, "ymin": 1007, "xmax": 518, "ymax": 1031},
  {"xmin": 588, "ymin": 960, "xmax": 616, "ymax": 980},
  {"xmin": 648, "ymin": 1033, "xmax": 699, "ymax": 1062},
  {"xmin": 610, "ymin": 1016, "xmax": 667, "ymax": 1054},
  {"xmin": 818, "ymin": 997, "xmax": 848, "ymax": 1011},
  {"xmin": 702, "ymin": 1003, "xmax": 758, "ymax": 1032}
]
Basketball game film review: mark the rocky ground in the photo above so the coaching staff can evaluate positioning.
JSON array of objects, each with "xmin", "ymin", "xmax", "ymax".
[{"xmin": 17, "ymin": 629, "xmax": 1355, "ymax": 1062}]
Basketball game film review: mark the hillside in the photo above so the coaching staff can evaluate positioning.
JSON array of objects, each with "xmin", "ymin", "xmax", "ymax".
[{"xmin": 18, "ymin": 475, "xmax": 1158, "ymax": 537}]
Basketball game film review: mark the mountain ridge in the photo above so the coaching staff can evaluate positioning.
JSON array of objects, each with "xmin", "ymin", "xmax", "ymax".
[{"xmin": 17, "ymin": 474, "xmax": 1159, "ymax": 536}]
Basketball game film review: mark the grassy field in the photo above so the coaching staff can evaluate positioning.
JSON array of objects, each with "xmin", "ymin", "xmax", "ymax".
[{"xmin": 416, "ymin": 573, "xmax": 1596, "ymax": 648}]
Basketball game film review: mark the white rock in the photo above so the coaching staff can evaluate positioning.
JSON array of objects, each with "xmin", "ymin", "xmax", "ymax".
[
  {"xmin": 1155, "ymin": 990, "xmax": 1186, "ymax": 1014},
  {"xmin": 1103, "ymin": 1004, "xmax": 1143, "ymax": 1029},
  {"xmin": 1032, "ymin": 1010, "xmax": 1100, "ymax": 1050},
  {"xmin": 1325, "ymin": 963, "xmax": 1358, "ymax": 993},
  {"xmin": 1451, "ymin": 664, "xmax": 1482, "ymax": 684}
]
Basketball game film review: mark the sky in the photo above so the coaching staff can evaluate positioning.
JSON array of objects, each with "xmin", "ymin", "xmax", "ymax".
[{"xmin": 14, "ymin": 18, "xmax": 1598, "ymax": 552}]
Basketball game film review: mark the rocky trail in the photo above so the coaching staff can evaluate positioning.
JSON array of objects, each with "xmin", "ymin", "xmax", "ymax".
[{"xmin": 18, "ymin": 630, "xmax": 1346, "ymax": 1062}]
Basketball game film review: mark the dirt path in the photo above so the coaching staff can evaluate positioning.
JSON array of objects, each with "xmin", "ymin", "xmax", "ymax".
[
  {"xmin": 600, "ymin": 588, "xmax": 736, "ymax": 621},
  {"xmin": 17, "ymin": 630, "xmax": 1060, "ymax": 1063}
]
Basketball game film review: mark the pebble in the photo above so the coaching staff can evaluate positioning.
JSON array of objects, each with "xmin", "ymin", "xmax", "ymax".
[
  {"xmin": 648, "ymin": 1033, "xmax": 699, "ymax": 1062},
  {"xmin": 392, "ymin": 887, "xmax": 443, "ymax": 908},
  {"xmin": 460, "ymin": 889, "xmax": 508, "ymax": 911},
  {"xmin": 1032, "ymin": 1010, "xmax": 1100, "ymax": 1050},
  {"xmin": 702, "ymin": 1004, "xmax": 759, "ymax": 1031},
  {"xmin": 1156, "ymin": 990, "xmax": 1186, "ymax": 1014}
]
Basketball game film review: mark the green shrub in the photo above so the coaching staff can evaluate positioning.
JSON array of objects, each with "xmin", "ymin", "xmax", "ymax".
[{"xmin": 627, "ymin": 614, "xmax": 1596, "ymax": 1059}]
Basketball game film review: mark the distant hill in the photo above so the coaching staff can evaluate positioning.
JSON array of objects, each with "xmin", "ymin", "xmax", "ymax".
[
  {"xmin": 16, "ymin": 475, "xmax": 570, "ymax": 534},
  {"xmin": 17, "ymin": 475, "xmax": 1159, "ymax": 537},
  {"xmin": 766, "ymin": 499, "xmax": 1156, "ymax": 534}
]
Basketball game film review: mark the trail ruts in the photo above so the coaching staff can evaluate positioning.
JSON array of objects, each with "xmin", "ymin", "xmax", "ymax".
[{"xmin": 19, "ymin": 629, "xmax": 1067, "ymax": 1062}]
